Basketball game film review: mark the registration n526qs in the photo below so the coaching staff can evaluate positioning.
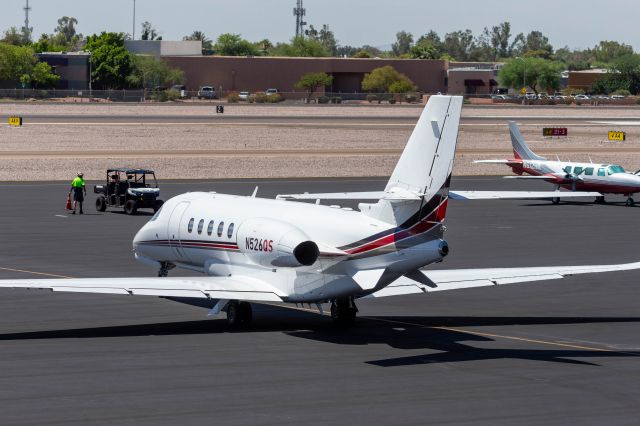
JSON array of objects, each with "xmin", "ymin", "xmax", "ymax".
[{"xmin": 2, "ymin": 96, "xmax": 639, "ymax": 327}]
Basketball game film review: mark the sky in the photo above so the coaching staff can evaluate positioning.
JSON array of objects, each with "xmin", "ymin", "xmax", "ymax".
[{"xmin": 1, "ymin": 0, "xmax": 639, "ymax": 50}]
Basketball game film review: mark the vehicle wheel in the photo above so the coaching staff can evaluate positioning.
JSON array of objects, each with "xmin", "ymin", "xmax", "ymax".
[
  {"xmin": 238, "ymin": 302, "xmax": 253, "ymax": 325},
  {"xmin": 95, "ymin": 196, "xmax": 107, "ymax": 212},
  {"xmin": 226, "ymin": 302, "xmax": 240, "ymax": 327},
  {"xmin": 626, "ymin": 197, "xmax": 635, "ymax": 207},
  {"xmin": 124, "ymin": 199, "xmax": 138, "ymax": 215},
  {"xmin": 551, "ymin": 197, "xmax": 560, "ymax": 204},
  {"xmin": 153, "ymin": 199, "xmax": 164, "ymax": 212}
]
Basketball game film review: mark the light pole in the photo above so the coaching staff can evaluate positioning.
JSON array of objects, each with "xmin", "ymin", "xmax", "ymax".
[{"xmin": 132, "ymin": 0, "xmax": 136, "ymax": 40}]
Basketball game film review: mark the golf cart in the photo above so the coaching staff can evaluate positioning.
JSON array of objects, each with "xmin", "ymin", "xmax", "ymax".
[{"xmin": 94, "ymin": 168, "xmax": 163, "ymax": 215}]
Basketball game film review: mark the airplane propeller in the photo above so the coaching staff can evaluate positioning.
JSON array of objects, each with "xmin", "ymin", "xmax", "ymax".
[{"xmin": 563, "ymin": 169, "xmax": 587, "ymax": 191}]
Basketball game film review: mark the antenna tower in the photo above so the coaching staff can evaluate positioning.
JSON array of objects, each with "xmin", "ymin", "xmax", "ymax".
[
  {"xmin": 22, "ymin": 0, "xmax": 32, "ymax": 41},
  {"xmin": 293, "ymin": 0, "xmax": 307, "ymax": 37}
]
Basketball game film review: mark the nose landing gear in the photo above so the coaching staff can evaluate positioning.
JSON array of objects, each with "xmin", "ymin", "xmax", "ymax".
[{"xmin": 157, "ymin": 262, "xmax": 175, "ymax": 277}]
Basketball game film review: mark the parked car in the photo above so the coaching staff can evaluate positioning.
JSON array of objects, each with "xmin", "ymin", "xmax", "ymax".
[
  {"xmin": 573, "ymin": 94, "xmax": 590, "ymax": 100},
  {"xmin": 265, "ymin": 88, "xmax": 279, "ymax": 95},
  {"xmin": 611, "ymin": 95, "xmax": 626, "ymax": 99},
  {"xmin": 171, "ymin": 84, "xmax": 188, "ymax": 98},
  {"xmin": 491, "ymin": 94, "xmax": 508, "ymax": 100},
  {"xmin": 197, "ymin": 86, "xmax": 216, "ymax": 99},
  {"xmin": 238, "ymin": 91, "xmax": 250, "ymax": 100}
]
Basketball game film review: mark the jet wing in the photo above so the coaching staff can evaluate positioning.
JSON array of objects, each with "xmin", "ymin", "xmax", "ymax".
[
  {"xmin": 277, "ymin": 190, "xmax": 601, "ymax": 201},
  {"xmin": 369, "ymin": 261, "xmax": 640, "ymax": 298},
  {"xmin": 474, "ymin": 159, "xmax": 521, "ymax": 166},
  {"xmin": 448, "ymin": 190, "xmax": 602, "ymax": 200},
  {"xmin": 0, "ymin": 276, "xmax": 285, "ymax": 302}
]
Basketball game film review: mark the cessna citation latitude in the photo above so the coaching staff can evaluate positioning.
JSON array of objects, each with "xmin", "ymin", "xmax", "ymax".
[
  {"xmin": 1, "ymin": 96, "xmax": 639, "ymax": 327},
  {"xmin": 477, "ymin": 121, "xmax": 640, "ymax": 206}
]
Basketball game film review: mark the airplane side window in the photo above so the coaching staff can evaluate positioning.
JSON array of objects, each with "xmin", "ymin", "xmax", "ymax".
[
  {"xmin": 197, "ymin": 219, "xmax": 204, "ymax": 234},
  {"xmin": 207, "ymin": 220, "xmax": 214, "ymax": 236},
  {"xmin": 598, "ymin": 168, "xmax": 605, "ymax": 176},
  {"xmin": 563, "ymin": 166, "xmax": 572, "ymax": 173},
  {"xmin": 227, "ymin": 223, "xmax": 235, "ymax": 238},
  {"xmin": 217, "ymin": 221, "xmax": 224, "ymax": 237},
  {"xmin": 584, "ymin": 167, "xmax": 594, "ymax": 176},
  {"xmin": 573, "ymin": 166, "xmax": 583, "ymax": 175},
  {"xmin": 188, "ymin": 218, "xmax": 194, "ymax": 233}
]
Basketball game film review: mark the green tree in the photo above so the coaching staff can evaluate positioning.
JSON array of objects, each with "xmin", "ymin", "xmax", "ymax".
[
  {"xmin": 352, "ymin": 50, "xmax": 372, "ymax": 58},
  {"xmin": 410, "ymin": 38, "xmax": 438, "ymax": 59},
  {"xmin": 85, "ymin": 32, "xmax": 133, "ymax": 89},
  {"xmin": 517, "ymin": 31, "xmax": 553, "ymax": 59},
  {"xmin": 53, "ymin": 16, "xmax": 82, "ymax": 48},
  {"xmin": 30, "ymin": 61, "xmax": 60, "ymax": 88},
  {"xmin": 361, "ymin": 65, "xmax": 415, "ymax": 93},
  {"xmin": 0, "ymin": 43, "xmax": 37, "ymax": 82},
  {"xmin": 554, "ymin": 46, "xmax": 592, "ymax": 70},
  {"xmin": 2, "ymin": 27, "xmax": 29, "ymax": 46},
  {"xmin": 269, "ymin": 36, "xmax": 328, "ymax": 57},
  {"xmin": 183, "ymin": 31, "xmax": 212, "ymax": 51},
  {"xmin": 214, "ymin": 33, "xmax": 259, "ymax": 56},
  {"xmin": 591, "ymin": 54, "xmax": 640, "ymax": 94},
  {"xmin": 499, "ymin": 57, "xmax": 562, "ymax": 94},
  {"xmin": 592, "ymin": 40, "xmax": 634, "ymax": 64},
  {"xmin": 319, "ymin": 25, "xmax": 338, "ymax": 56},
  {"xmin": 416, "ymin": 31, "xmax": 443, "ymax": 56},
  {"xmin": 392, "ymin": 31, "xmax": 413, "ymax": 56},
  {"xmin": 443, "ymin": 30, "xmax": 475, "ymax": 61},
  {"xmin": 388, "ymin": 79, "xmax": 416, "ymax": 93},
  {"xmin": 294, "ymin": 72, "xmax": 333, "ymax": 102},
  {"xmin": 127, "ymin": 54, "xmax": 185, "ymax": 89},
  {"xmin": 141, "ymin": 22, "xmax": 161, "ymax": 40}
]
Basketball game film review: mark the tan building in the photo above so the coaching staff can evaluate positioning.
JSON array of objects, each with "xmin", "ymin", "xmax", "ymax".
[
  {"xmin": 162, "ymin": 56, "xmax": 448, "ymax": 97},
  {"xmin": 447, "ymin": 67, "xmax": 500, "ymax": 95}
]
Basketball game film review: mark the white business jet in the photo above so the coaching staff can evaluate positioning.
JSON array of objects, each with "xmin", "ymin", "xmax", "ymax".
[{"xmin": 1, "ymin": 96, "xmax": 637, "ymax": 327}]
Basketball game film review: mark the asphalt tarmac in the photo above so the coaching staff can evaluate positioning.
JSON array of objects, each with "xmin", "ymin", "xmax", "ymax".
[
  {"xmin": 12, "ymin": 113, "xmax": 639, "ymax": 127},
  {"xmin": 0, "ymin": 177, "xmax": 639, "ymax": 425}
]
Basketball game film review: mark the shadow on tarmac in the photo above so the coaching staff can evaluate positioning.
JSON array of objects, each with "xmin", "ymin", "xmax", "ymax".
[{"xmin": 0, "ymin": 305, "xmax": 638, "ymax": 367}]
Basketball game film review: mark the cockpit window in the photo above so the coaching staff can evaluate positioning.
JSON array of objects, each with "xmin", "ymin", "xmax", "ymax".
[
  {"xmin": 150, "ymin": 206, "xmax": 163, "ymax": 221},
  {"xmin": 607, "ymin": 165, "xmax": 626, "ymax": 175}
]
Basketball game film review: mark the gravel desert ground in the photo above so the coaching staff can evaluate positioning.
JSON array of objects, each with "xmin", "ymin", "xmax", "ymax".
[{"xmin": 1, "ymin": 103, "xmax": 640, "ymax": 180}]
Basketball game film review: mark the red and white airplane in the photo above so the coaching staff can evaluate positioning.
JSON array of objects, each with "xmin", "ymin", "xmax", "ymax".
[
  {"xmin": 0, "ymin": 96, "xmax": 638, "ymax": 326},
  {"xmin": 477, "ymin": 121, "xmax": 640, "ymax": 206}
]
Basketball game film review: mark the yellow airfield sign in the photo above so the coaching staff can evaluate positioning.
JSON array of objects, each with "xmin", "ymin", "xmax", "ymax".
[
  {"xmin": 608, "ymin": 131, "xmax": 626, "ymax": 141},
  {"xmin": 8, "ymin": 116, "xmax": 22, "ymax": 126}
]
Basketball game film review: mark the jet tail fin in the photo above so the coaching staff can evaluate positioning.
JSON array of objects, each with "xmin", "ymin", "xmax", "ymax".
[{"xmin": 509, "ymin": 121, "xmax": 546, "ymax": 161}]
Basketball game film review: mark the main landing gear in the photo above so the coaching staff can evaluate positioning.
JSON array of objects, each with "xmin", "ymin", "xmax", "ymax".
[
  {"xmin": 551, "ymin": 197, "xmax": 560, "ymax": 205},
  {"xmin": 595, "ymin": 196, "xmax": 606, "ymax": 204},
  {"xmin": 226, "ymin": 301, "xmax": 253, "ymax": 328},
  {"xmin": 157, "ymin": 262, "xmax": 174, "ymax": 277},
  {"xmin": 330, "ymin": 297, "xmax": 358, "ymax": 325},
  {"xmin": 625, "ymin": 196, "xmax": 635, "ymax": 207}
]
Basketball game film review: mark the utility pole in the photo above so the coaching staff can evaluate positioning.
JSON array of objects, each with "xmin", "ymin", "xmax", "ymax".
[
  {"xmin": 132, "ymin": 0, "xmax": 136, "ymax": 40},
  {"xmin": 22, "ymin": 0, "xmax": 32, "ymax": 42},
  {"xmin": 293, "ymin": 0, "xmax": 306, "ymax": 38}
]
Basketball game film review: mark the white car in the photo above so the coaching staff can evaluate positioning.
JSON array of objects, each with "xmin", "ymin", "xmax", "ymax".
[
  {"xmin": 265, "ymin": 88, "xmax": 279, "ymax": 95},
  {"xmin": 573, "ymin": 94, "xmax": 590, "ymax": 100},
  {"xmin": 611, "ymin": 95, "xmax": 625, "ymax": 99},
  {"xmin": 238, "ymin": 91, "xmax": 250, "ymax": 100}
]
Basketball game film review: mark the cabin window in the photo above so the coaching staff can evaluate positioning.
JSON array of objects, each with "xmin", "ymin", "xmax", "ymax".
[
  {"xmin": 584, "ymin": 167, "xmax": 594, "ymax": 176},
  {"xmin": 217, "ymin": 221, "xmax": 224, "ymax": 237},
  {"xmin": 207, "ymin": 220, "xmax": 214, "ymax": 236},
  {"xmin": 188, "ymin": 218, "xmax": 194, "ymax": 233},
  {"xmin": 227, "ymin": 223, "xmax": 235, "ymax": 238},
  {"xmin": 197, "ymin": 219, "xmax": 204, "ymax": 234},
  {"xmin": 563, "ymin": 166, "xmax": 572, "ymax": 173},
  {"xmin": 598, "ymin": 168, "xmax": 605, "ymax": 176},
  {"xmin": 573, "ymin": 166, "xmax": 583, "ymax": 175}
]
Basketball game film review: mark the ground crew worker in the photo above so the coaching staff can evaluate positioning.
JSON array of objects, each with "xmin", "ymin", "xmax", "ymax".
[{"xmin": 69, "ymin": 172, "xmax": 87, "ymax": 214}]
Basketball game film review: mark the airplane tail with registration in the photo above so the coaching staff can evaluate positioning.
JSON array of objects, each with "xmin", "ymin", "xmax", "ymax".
[{"xmin": 508, "ymin": 121, "xmax": 546, "ymax": 161}]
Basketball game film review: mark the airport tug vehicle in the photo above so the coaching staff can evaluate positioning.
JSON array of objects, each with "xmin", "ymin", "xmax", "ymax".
[{"xmin": 94, "ymin": 168, "xmax": 164, "ymax": 215}]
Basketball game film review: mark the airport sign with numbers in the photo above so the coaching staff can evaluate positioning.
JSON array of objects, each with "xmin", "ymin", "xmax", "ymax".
[
  {"xmin": 542, "ymin": 127, "xmax": 567, "ymax": 137},
  {"xmin": 8, "ymin": 116, "xmax": 22, "ymax": 126},
  {"xmin": 608, "ymin": 131, "xmax": 626, "ymax": 141}
]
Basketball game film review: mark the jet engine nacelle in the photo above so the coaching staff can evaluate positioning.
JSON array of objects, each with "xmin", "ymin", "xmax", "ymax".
[{"xmin": 236, "ymin": 218, "xmax": 319, "ymax": 268}]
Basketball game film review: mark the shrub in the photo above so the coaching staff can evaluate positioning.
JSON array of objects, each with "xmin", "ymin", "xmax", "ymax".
[
  {"xmin": 612, "ymin": 89, "xmax": 631, "ymax": 96},
  {"xmin": 247, "ymin": 94, "xmax": 256, "ymax": 103},
  {"xmin": 317, "ymin": 96, "xmax": 330, "ymax": 104},
  {"xmin": 166, "ymin": 89, "xmax": 180, "ymax": 101},
  {"xmin": 265, "ymin": 93, "xmax": 283, "ymax": 103},
  {"xmin": 253, "ymin": 93, "xmax": 268, "ymax": 103},
  {"xmin": 404, "ymin": 93, "xmax": 418, "ymax": 103},
  {"xmin": 389, "ymin": 98, "xmax": 397, "ymax": 104},
  {"xmin": 366, "ymin": 94, "xmax": 378, "ymax": 103},
  {"xmin": 150, "ymin": 90, "xmax": 169, "ymax": 102},
  {"xmin": 227, "ymin": 92, "xmax": 240, "ymax": 103},
  {"xmin": 330, "ymin": 96, "xmax": 342, "ymax": 104}
]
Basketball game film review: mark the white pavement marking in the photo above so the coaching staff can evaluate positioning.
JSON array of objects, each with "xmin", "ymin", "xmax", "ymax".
[
  {"xmin": 55, "ymin": 214, "xmax": 68, "ymax": 218},
  {"xmin": 588, "ymin": 121, "xmax": 640, "ymax": 126}
]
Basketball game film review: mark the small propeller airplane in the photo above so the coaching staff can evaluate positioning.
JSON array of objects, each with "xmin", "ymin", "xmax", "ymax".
[
  {"xmin": 1, "ymin": 95, "xmax": 638, "ymax": 327},
  {"xmin": 476, "ymin": 121, "xmax": 640, "ymax": 206}
]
